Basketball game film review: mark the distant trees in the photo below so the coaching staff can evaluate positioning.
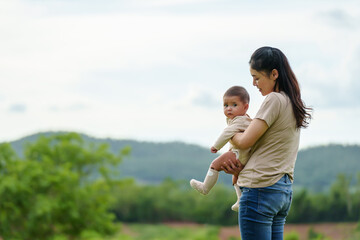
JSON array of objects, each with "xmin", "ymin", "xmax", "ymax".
[
  {"xmin": 111, "ymin": 178, "xmax": 238, "ymax": 225},
  {"xmin": 283, "ymin": 173, "xmax": 360, "ymax": 223},
  {"xmin": 111, "ymin": 174, "xmax": 360, "ymax": 225},
  {"xmin": 0, "ymin": 133, "xmax": 129, "ymax": 240}
]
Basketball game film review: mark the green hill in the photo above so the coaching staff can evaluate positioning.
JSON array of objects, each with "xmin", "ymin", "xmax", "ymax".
[
  {"xmin": 6, "ymin": 132, "xmax": 360, "ymax": 192},
  {"xmin": 295, "ymin": 144, "xmax": 360, "ymax": 192}
]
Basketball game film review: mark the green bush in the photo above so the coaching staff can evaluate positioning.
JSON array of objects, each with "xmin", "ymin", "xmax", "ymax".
[
  {"xmin": 0, "ymin": 133, "xmax": 129, "ymax": 240},
  {"xmin": 308, "ymin": 227, "xmax": 330, "ymax": 240}
]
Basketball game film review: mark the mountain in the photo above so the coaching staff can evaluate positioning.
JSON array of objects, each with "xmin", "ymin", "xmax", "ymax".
[{"xmin": 6, "ymin": 132, "xmax": 360, "ymax": 192}]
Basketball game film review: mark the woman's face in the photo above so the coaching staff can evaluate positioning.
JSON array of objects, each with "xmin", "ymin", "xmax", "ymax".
[{"xmin": 250, "ymin": 67, "xmax": 278, "ymax": 96}]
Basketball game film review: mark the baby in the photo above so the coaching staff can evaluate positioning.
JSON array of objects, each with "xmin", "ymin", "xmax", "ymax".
[{"xmin": 190, "ymin": 86, "xmax": 252, "ymax": 211}]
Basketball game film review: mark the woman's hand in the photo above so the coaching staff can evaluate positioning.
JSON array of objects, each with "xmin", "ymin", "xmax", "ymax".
[{"xmin": 221, "ymin": 152, "xmax": 244, "ymax": 175}]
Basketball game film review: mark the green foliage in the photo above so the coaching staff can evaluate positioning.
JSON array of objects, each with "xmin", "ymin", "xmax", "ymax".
[
  {"xmin": 0, "ymin": 133, "xmax": 129, "ymax": 240},
  {"xmin": 284, "ymin": 231, "xmax": 300, "ymax": 240},
  {"xmin": 307, "ymin": 227, "xmax": 331, "ymax": 240},
  {"xmin": 111, "ymin": 178, "xmax": 238, "ymax": 225},
  {"xmin": 111, "ymin": 173, "xmax": 360, "ymax": 225},
  {"xmin": 288, "ymin": 173, "xmax": 360, "ymax": 223}
]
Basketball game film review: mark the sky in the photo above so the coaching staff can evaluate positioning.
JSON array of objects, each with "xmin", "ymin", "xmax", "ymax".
[{"xmin": 1, "ymin": 0, "xmax": 359, "ymax": 150}]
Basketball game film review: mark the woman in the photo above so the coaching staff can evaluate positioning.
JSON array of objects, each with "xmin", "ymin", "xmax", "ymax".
[{"xmin": 222, "ymin": 46, "xmax": 312, "ymax": 239}]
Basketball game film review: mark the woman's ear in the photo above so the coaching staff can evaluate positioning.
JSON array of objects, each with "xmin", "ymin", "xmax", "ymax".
[{"xmin": 271, "ymin": 69, "xmax": 279, "ymax": 80}]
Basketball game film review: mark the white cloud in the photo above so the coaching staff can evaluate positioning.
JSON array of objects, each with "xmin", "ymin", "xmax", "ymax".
[
  {"xmin": 318, "ymin": 8, "xmax": 359, "ymax": 29},
  {"xmin": 8, "ymin": 104, "xmax": 27, "ymax": 113}
]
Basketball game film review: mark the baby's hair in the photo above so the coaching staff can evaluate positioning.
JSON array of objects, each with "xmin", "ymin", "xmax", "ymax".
[{"xmin": 224, "ymin": 86, "xmax": 250, "ymax": 104}]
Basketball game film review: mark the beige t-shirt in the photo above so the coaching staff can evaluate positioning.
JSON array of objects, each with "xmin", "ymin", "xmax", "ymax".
[{"xmin": 237, "ymin": 91, "xmax": 300, "ymax": 188}]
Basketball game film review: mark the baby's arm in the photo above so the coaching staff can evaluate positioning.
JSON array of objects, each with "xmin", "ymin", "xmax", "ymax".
[
  {"xmin": 213, "ymin": 117, "xmax": 249, "ymax": 151},
  {"xmin": 211, "ymin": 146, "xmax": 218, "ymax": 153}
]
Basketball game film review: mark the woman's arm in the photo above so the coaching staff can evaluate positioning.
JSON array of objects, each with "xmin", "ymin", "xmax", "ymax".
[
  {"xmin": 231, "ymin": 118, "xmax": 269, "ymax": 149},
  {"xmin": 222, "ymin": 118, "xmax": 268, "ymax": 175}
]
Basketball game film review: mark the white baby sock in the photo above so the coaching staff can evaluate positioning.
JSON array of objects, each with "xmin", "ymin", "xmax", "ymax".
[
  {"xmin": 231, "ymin": 184, "xmax": 242, "ymax": 212},
  {"xmin": 190, "ymin": 168, "xmax": 219, "ymax": 195}
]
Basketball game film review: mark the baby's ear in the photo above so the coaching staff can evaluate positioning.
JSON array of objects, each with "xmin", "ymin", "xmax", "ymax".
[{"xmin": 244, "ymin": 103, "xmax": 249, "ymax": 111}]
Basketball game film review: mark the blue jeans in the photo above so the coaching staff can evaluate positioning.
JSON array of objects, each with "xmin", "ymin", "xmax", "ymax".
[{"xmin": 239, "ymin": 174, "xmax": 293, "ymax": 240}]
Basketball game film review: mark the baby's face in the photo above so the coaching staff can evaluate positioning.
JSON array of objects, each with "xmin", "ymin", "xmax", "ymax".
[{"xmin": 223, "ymin": 96, "xmax": 248, "ymax": 119}]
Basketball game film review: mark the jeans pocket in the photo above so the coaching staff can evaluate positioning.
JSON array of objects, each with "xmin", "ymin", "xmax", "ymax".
[
  {"xmin": 282, "ymin": 191, "xmax": 293, "ymax": 216},
  {"xmin": 239, "ymin": 187, "xmax": 251, "ymax": 215},
  {"xmin": 257, "ymin": 189, "xmax": 285, "ymax": 217}
]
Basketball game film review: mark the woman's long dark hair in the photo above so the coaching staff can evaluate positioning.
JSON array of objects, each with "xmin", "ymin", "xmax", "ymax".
[{"xmin": 249, "ymin": 46, "xmax": 312, "ymax": 128}]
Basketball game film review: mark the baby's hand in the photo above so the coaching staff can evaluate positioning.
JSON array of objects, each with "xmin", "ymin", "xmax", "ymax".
[{"xmin": 211, "ymin": 147, "xmax": 218, "ymax": 153}]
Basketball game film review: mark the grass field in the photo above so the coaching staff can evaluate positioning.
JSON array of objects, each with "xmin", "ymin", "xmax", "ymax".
[{"xmin": 111, "ymin": 222, "xmax": 359, "ymax": 240}]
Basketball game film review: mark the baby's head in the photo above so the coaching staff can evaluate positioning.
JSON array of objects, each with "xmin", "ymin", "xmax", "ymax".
[{"xmin": 223, "ymin": 86, "xmax": 250, "ymax": 119}]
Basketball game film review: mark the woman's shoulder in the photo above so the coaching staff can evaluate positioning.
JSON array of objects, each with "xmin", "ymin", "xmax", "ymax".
[
  {"xmin": 259, "ymin": 92, "xmax": 289, "ymax": 114},
  {"xmin": 265, "ymin": 91, "xmax": 288, "ymax": 103},
  {"xmin": 266, "ymin": 91, "xmax": 286, "ymax": 98}
]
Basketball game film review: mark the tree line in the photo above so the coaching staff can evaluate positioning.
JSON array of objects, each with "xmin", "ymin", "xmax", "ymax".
[{"xmin": 111, "ymin": 174, "xmax": 360, "ymax": 225}]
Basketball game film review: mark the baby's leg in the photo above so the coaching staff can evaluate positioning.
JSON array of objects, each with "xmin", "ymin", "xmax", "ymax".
[
  {"xmin": 210, "ymin": 152, "xmax": 242, "ymax": 212},
  {"xmin": 210, "ymin": 151, "xmax": 240, "ymax": 171},
  {"xmin": 231, "ymin": 184, "xmax": 242, "ymax": 212},
  {"xmin": 232, "ymin": 174, "xmax": 238, "ymax": 185},
  {"xmin": 231, "ymin": 172, "xmax": 241, "ymax": 212},
  {"xmin": 190, "ymin": 167, "xmax": 219, "ymax": 195},
  {"xmin": 190, "ymin": 151, "xmax": 241, "ymax": 195}
]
